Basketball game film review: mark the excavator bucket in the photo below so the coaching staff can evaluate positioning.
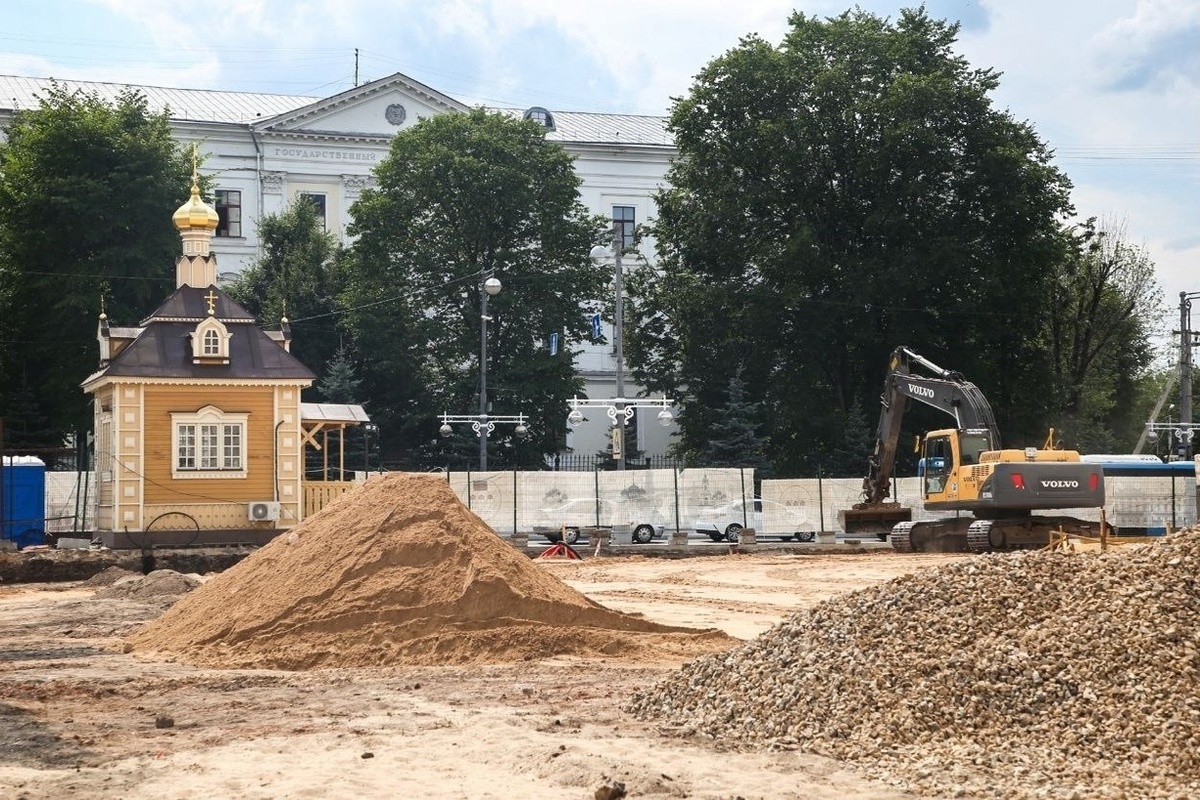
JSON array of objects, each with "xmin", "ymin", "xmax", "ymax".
[{"xmin": 838, "ymin": 503, "xmax": 912, "ymax": 537}]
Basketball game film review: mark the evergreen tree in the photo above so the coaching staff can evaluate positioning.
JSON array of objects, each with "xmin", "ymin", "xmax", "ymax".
[
  {"xmin": 702, "ymin": 371, "xmax": 768, "ymax": 471},
  {"xmin": 316, "ymin": 346, "xmax": 362, "ymax": 404},
  {"xmin": 309, "ymin": 347, "xmax": 366, "ymax": 478}
]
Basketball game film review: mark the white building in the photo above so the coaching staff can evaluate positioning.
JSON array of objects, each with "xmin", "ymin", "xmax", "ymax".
[{"xmin": 0, "ymin": 72, "xmax": 679, "ymax": 463}]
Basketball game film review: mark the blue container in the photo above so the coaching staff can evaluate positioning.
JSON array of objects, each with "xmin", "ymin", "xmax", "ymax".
[{"xmin": 1, "ymin": 456, "xmax": 46, "ymax": 548}]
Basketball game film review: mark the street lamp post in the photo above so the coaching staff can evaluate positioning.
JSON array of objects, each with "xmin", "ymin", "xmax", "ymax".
[
  {"xmin": 1145, "ymin": 422, "xmax": 1199, "ymax": 462},
  {"xmin": 439, "ymin": 411, "xmax": 528, "ymax": 468},
  {"xmin": 590, "ymin": 226, "xmax": 633, "ymax": 468},
  {"xmin": 1146, "ymin": 404, "xmax": 1200, "ymax": 462},
  {"xmin": 567, "ymin": 395, "xmax": 676, "ymax": 461},
  {"xmin": 478, "ymin": 274, "xmax": 502, "ymax": 471},
  {"xmin": 439, "ymin": 273, "xmax": 529, "ymax": 471},
  {"xmin": 1180, "ymin": 291, "xmax": 1200, "ymax": 460},
  {"xmin": 363, "ymin": 422, "xmax": 378, "ymax": 473},
  {"xmin": 581, "ymin": 225, "xmax": 678, "ymax": 468}
]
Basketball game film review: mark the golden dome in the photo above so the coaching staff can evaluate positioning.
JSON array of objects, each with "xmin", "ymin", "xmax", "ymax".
[{"xmin": 173, "ymin": 181, "xmax": 220, "ymax": 232}]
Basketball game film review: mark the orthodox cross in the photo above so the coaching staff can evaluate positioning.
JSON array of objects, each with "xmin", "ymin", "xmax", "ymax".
[{"xmin": 204, "ymin": 289, "xmax": 218, "ymax": 315}]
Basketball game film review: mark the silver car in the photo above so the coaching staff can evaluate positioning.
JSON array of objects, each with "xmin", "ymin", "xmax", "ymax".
[
  {"xmin": 533, "ymin": 497, "xmax": 666, "ymax": 545},
  {"xmin": 694, "ymin": 498, "xmax": 816, "ymax": 543}
]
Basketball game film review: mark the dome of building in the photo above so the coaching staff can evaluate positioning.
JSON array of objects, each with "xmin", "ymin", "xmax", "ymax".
[{"xmin": 173, "ymin": 181, "xmax": 220, "ymax": 232}]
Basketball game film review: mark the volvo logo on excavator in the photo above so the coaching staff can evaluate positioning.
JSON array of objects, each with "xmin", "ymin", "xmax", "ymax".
[
  {"xmin": 906, "ymin": 384, "xmax": 936, "ymax": 398},
  {"xmin": 1040, "ymin": 480, "xmax": 1080, "ymax": 490}
]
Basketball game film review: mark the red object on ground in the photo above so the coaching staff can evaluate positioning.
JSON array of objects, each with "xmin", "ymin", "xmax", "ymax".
[{"xmin": 537, "ymin": 542, "xmax": 581, "ymax": 560}]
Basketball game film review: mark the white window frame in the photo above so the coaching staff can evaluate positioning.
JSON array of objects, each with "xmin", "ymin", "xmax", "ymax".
[
  {"xmin": 202, "ymin": 328, "xmax": 221, "ymax": 355},
  {"xmin": 171, "ymin": 406, "xmax": 248, "ymax": 479},
  {"xmin": 191, "ymin": 317, "xmax": 231, "ymax": 363}
]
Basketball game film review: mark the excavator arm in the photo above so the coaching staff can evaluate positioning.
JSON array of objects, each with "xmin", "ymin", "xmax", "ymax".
[{"xmin": 861, "ymin": 346, "xmax": 1000, "ymax": 504}]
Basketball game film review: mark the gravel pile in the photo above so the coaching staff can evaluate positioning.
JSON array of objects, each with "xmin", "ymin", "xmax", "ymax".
[{"xmin": 627, "ymin": 529, "xmax": 1200, "ymax": 799}]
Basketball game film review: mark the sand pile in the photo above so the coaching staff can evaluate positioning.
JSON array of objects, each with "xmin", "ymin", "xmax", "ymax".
[
  {"xmin": 128, "ymin": 473, "xmax": 731, "ymax": 669},
  {"xmin": 94, "ymin": 569, "xmax": 203, "ymax": 601},
  {"xmin": 627, "ymin": 529, "xmax": 1200, "ymax": 799},
  {"xmin": 81, "ymin": 565, "xmax": 139, "ymax": 587}
]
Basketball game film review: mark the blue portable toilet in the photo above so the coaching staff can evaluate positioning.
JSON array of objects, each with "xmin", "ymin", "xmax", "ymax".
[{"xmin": 1, "ymin": 456, "xmax": 46, "ymax": 549}]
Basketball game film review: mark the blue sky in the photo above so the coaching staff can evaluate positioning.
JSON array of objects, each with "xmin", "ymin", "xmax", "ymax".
[{"xmin": 2, "ymin": 0, "xmax": 1196, "ymax": 339}]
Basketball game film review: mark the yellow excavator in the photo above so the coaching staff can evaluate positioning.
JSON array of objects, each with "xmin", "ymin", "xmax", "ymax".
[{"xmin": 839, "ymin": 346, "xmax": 1106, "ymax": 553}]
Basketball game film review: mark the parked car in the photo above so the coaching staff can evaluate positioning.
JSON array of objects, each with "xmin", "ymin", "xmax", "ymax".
[
  {"xmin": 533, "ymin": 497, "xmax": 666, "ymax": 545},
  {"xmin": 694, "ymin": 498, "xmax": 815, "ymax": 543}
]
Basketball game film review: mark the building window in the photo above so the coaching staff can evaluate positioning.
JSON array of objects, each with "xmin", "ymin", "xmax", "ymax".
[
  {"xmin": 216, "ymin": 190, "xmax": 241, "ymax": 237},
  {"xmin": 191, "ymin": 317, "xmax": 230, "ymax": 363},
  {"xmin": 202, "ymin": 328, "xmax": 221, "ymax": 355},
  {"xmin": 300, "ymin": 193, "xmax": 327, "ymax": 230},
  {"xmin": 613, "ymin": 205, "xmax": 636, "ymax": 250},
  {"xmin": 177, "ymin": 424, "xmax": 243, "ymax": 470},
  {"xmin": 172, "ymin": 406, "xmax": 248, "ymax": 478},
  {"xmin": 523, "ymin": 106, "xmax": 555, "ymax": 130}
]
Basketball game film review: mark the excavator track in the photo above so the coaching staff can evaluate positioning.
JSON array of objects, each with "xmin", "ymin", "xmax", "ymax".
[
  {"xmin": 967, "ymin": 517, "xmax": 1095, "ymax": 553},
  {"xmin": 967, "ymin": 519, "xmax": 994, "ymax": 553},
  {"xmin": 890, "ymin": 521, "xmax": 916, "ymax": 553},
  {"xmin": 888, "ymin": 518, "xmax": 974, "ymax": 553}
]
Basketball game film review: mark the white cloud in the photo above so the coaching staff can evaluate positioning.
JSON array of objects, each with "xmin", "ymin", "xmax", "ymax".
[
  {"xmin": 418, "ymin": 0, "xmax": 794, "ymax": 113},
  {"xmin": 1092, "ymin": 0, "xmax": 1200, "ymax": 91},
  {"xmin": 1070, "ymin": 181, "xmax": 1198, "ymax": 307}
]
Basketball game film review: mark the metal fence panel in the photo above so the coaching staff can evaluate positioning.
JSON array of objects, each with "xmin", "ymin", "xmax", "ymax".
[{"xmin": 25, "ymin": 465, "xmax": 1199, "ymax": 539}]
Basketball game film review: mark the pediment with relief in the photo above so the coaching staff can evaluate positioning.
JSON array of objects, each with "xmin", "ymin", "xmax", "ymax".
[{"xmin": 253, "ymin": 73, "xmax": 469, "ymax": 138}]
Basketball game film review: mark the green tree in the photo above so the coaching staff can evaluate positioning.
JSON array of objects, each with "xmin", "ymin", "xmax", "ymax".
[
  {"xmin": 1, "ymin": 378, "xmax": 60, "ymax": 449},
  {"xmin": 317, "ymin": 346, "xmax": 362, "ymax": 404},
  {"xmin": 0, "ymin": 84, "xmax": 190, "ymax": 441},
  {"xmin": 310, "ymin": 346, "xmax": 366, "ymax": 478},
  {"xmin": 225, "ymin": 198, "xmax": 344, "ymax": 384},
  {"xmin": 701, "ymin": 370, "xmax": 768, "ymax": 471},
  {"xmin": 342, "ymin": 108, "xmax": 608, "ymax": 466},
  {"xmin": 628, "ymin": 7, "xmax": 1076, "ymax": 474},
  {"xmin": 1046, "ymin": 218, "xmax": 1161, "ymax": 452}
]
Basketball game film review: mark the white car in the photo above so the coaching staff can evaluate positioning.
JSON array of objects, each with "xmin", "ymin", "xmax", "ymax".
[
  {"xmin": 533, "ymin": 498, "xmax": 666, "ymax": 545},
  {"xmin": 694, "ymin": 498, "xmax": 815, "ymax": 543}
]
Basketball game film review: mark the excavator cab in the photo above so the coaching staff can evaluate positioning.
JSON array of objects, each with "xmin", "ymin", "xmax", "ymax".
[
  {"xmin": 922, "ymin": 428, "xmax": 993, "ymax": 503},
  {"xmin": 922, "ymin": 433, "xmax": 953, "ymax": 497}
]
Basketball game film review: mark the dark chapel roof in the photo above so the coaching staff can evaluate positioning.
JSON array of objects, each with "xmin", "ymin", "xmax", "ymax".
[{"xmin": 90, "ymin": 285, "xmax": 315, "ymax": 382}]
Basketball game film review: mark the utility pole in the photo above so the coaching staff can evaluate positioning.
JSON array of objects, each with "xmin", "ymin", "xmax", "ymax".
[{"xmin": 1181, "ymin": 292, "xmax": 1198, "ymax": 460}]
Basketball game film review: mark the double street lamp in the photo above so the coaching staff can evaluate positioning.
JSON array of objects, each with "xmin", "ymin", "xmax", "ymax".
[
  {"xmin": 1145, "ymin": 422, "xmax": 1198, "ymax": 461},
  {"xmin": 438, "ymin": 273, "xmax": 528, "ymax": 471},
  {"xmin": 573, "ymin": 225, "xmax": 674, "ymax": 470}
]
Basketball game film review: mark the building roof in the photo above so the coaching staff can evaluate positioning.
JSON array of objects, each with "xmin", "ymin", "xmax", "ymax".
[
  {"xmin": 301, "ymin": 403, "xmax": 371, "ymax": 424},
  {"xmin": 511, "ymin": 109, "xmax": 674, "ymax": 147},
  {"xmin": 0, "ymin": 74, "xmax": 314, "ymax": 124},
  {"xmin": 88, "ymin": 286, "xmax": 315, "ymax": 383},
  {"xmin": 142, "ymin": 284, "xmax": 257, "ymax": 324},
  {"xmin": 0, "ymin": 73, "xmax": 673, "ymax": 147}
]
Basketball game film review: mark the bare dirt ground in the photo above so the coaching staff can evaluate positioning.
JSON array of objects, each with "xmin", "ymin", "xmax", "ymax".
[{"xmin": 0, "ymin": 551, "xmax": 966, "ymax": 800}]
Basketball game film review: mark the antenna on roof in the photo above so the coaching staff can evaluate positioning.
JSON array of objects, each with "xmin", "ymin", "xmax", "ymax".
[{"xmin": 354, "ymin": 49, "xmax": 359, "ymax": 87}]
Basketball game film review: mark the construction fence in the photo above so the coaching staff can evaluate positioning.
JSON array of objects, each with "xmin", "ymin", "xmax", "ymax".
[
  {"xmin": 26, "ymin": 465, "xmax": 1200, "ymax": 539},
  {"xmin": 440, "ymin": 467, "xmax": 1198, "ymax": 537}
]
